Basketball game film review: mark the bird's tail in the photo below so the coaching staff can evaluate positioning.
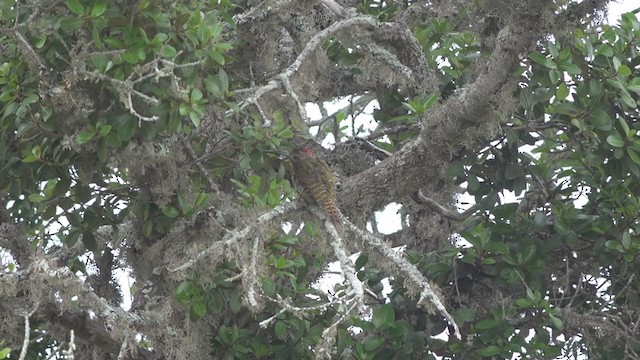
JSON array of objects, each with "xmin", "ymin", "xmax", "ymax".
[{"xmin": 325, "ymin": 204, "xmax": 342, "ymax": 230}]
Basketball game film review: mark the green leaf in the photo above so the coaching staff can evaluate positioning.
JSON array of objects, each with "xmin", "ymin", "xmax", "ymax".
[
  {"xmin": 482, "ymin": 257, "xmax": 496, "ymax": 264},
  {"xmin": 179, "ymin": 103, "xmax": 189, "ymax": 116},
  {"xmin": 0, "ymin": 347, "xmax": 11, "ymax": 359},
  {"xmin": 559, "ymin": 62, "xmax": 581, "ymax": 75},
  {"xmin": 279, "ymin": 128, "xmax": 294, "ymax": 139},
  {"xmin": 66, "ymin": 0, "xmax": 85, "ymax": 15},
  {"xmin": 205, "ymin": 78, "xmax": 222, "ymax": 98},
  {"xmin": 529, "ymin": 52, "xmax": 555, "ymax": 69},
  {"xmin": 190, "ymin": 111, "xmax": 201, "ymax": 127},
  {"xmin": 485, "ymin": 242, "xmax": 509, "ymax": 255},
  {"xmin": 475, "ymin": 319, "xmax": 498, "ymax": 330},
  {"xmin": 76, "ymin": 129, "xmax": 96, "ymax": 144},
  {"xmin": 504, "ymin": 164, "xmax": 524, "ymax": 180},
  {"xmin": 227, "ymin": 290, "xmax": 242, "ymax": 314},
  {"xmin": 549, "ymin": 69, "xmax": 561, "ymax": 83},
  {"xmin": 556, "ymin": 82, "xmax": 569, "ymax": 100},
  {"xmin": 590, "ymin": 109, "xmax": 612, "ymax": 130},
  {"xmin": 192, "ymin": 302, "xmax": 207, "ymax": 318},
  {"xmin": 191, "ymin": 88, "xmax": 203, "ymax": 103},
  {"xmin": 82, "ymin": 231, "xmax": 97, "ymax": 252},
  {"xmin": 618, "ymin": 117, "xmax": 631, "ymax": 135},
  {"xmin": 528, "ymin": 52, "xmax": 547, "ymax": 65},
  {"xmin": 175, "ymin": 281, "xmax": 191, "ymax": 303},
  {"xmin": 476, "ymin": 345, "xmax": 501, "ymax": 357},
  {"xmin": 97, "ymin": 140, "xmax": 107, "ymax": 163},
  {"xmin": 54, "ymin": 178, "xmax": 72, "ymax": 197},
  {"xmin": 122, "ymin": 50, "xmax": 141, "ymax": 64},
  {"xmin": 554, "ymin": 102, "xmax": 580, "ymax": 116},
  {"xmin": 516, "ymin": 298, "xmax": 532, "ymax": 308},
  {"xmin": 162, "ymin": 206, "xmax": 179, "ymax": 218},
  {"xmin": 467, "ymin": 175, "xmax": 480, "ymax": 192},
  {"xmin": 617, "ymin": 64, "xmax": 631, "ymax": 77},
  {"xmin": 596, "ymin": 44, "xmax": 614, "ymax": 57},
  {"xmin": 160, "ymin": 45, "xmax": 177, "ymax": 58},
  {"xmin": 205, "ymin": 72, "xmax": 229, "ymax": 99},
  {"xmin": 550, "ymin": 316, "xmax": 564, "ymax": 330},
  {"xmin": 355, "ymin": 254, "xmax": 368, "ymax": 270},
  {"xmin": 520, "ymin": 245, "xmax": 536, "ymax": 264},
  {"xmin": 22, "ymin": 153, "xmax": 39, "ymax": 163},
  {"xmin": 90, "ymin": 3, "xmax": 107, "ymax": 17},
  {"xmin": 63, "ymin": 229, "xmax": 81, "ymax": 247},
  {"xmin": 372, "ymin": 304, "xmax": 395, "ymax": 329},
  {"xmin": 627, "ymin": 148, "xmax": 640, "ymax": 165},
  {"xmin": 606, "ymin": 134, "xmax": 625, "ymax": 148},
  {"xmin": 604, "ymin": 240, "xmax": 625, "ymax": 253},
  {"xmin": 622, "ymin": 232, "xmax": 631, "ymax": 249},
  {"xmin": 60, "ymin": 17, "xmax": 86, "ymax": 31},
  {"xmin": 363, "ymin": 337, "xmax": 385, "ymax": 352},
  {"xmin": 447, "ymin": 161, "xmax": 464, "ymax": 178},
  {"xmin": 143, "ymin": 221, "xmax": 153, "ymax": 237},
  {"xmin": 206, "ymin": 291, "xmax": 224, "ymax": 314},
  {"xmin": 453, "ymin": 307, "xmax": 475, "ymax": 323},
  {"xmin": 194, "ymin": 192, "xmax": 209, "ymax": 207},
  {"xmin": 28, "ymin": 194, "xmax": 46, "ymax": 203},
  {"xmin": 210, "ymin": 51, "xmax": 225, "ymax": 65},
  {"xmin": 274, "ymin": 321, "xmax": 287, "ymax": 339},
  {"xmin": 620, "ymin": 90, "xmax": 637, "ymax": 108},
  {"xmin": 35, "ymin": 36, "xmax": 47, "ymax": 48}
]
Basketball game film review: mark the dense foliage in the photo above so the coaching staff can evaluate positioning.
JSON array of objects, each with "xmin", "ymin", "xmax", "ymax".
[{"xmin": 1, "ymin": 0, "xmax": 640, "ymax": 359}]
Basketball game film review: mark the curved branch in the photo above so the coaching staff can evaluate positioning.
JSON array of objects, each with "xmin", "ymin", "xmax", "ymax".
[
  {"xmin": 233, "ymin": 15, "xmax": 382, "ymax": 117},
  {"xmin": 339, "ymin": 13, "xmax": 546, "ymax": 214},
  {"xmin": 170, "ymin": 202, "xmax": 295, "ymax": 272},
  {"xmin": 414, "ymin": 190, "xmax": 479, "ymax": 221},
  {"xmin": 41, "ymin": 303, "xmax": 154, "ymax": 360},
  {"xmin": 1, "ymin": 259, "xmax": 155, "ymax": 359},
  {"xmin": 345, "ymin": 217, "xmax": 462, "ymax": 340}
]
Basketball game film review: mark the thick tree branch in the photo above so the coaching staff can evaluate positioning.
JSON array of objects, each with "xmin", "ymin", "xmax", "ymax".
[
  {"xmin": 233, "ymin": 13, "xmax": 431, "ymax": 121},
  {"xmin": 1, "ymin": 258, "xmax": 156, "ymax": 359},
  {"xmin": 233, "ymin": 15, "xmax": 382, "ymax": 117},
  {"xmin": 339, "ymin": 9, "xmax": 547, "ymax": 214},
  {"xmin": 41, "ymin": 303, "xmax": 154, "ymax": 360}
]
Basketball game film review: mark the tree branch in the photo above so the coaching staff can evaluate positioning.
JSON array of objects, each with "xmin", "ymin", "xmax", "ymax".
[
  {"xmin": 170, "ymin": 202, "xmax": 295, "ymax": 272},
  {"xmin": 345, "ymin": 217, "xmax": 462, "ymax": 340},
  {"xmin": 339, "ymin": 10, "xmax": 546, "ymax": 215},
  {"xmin": 415, "ymin": 190, "xmax": 479, "ymax": 221},
  {"xmin": 1, "ymin": 258, "xmax": 156, "ymax": 359}
]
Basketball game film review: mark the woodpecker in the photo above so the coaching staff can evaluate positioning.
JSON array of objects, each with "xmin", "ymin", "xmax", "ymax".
[{"xmin": 289, "ymin": 147, "xmax": 342, "ymax": 228}]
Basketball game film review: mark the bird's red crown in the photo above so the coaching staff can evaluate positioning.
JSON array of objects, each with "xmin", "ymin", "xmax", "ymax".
[{"xmin": 301, "ymin": 147, "xmax": 315, "ymax": 157}]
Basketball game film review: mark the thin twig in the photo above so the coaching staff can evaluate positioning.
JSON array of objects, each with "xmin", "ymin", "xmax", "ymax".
[
  {"xmin": 362, "ymin": 123, "xmax": 419, "ymax": 141},
  {"xmin": 245, "ymin": 237, "xmax": 262, "ymax": 309},
  {"xmin": 307, "ymin": 94, "xmax": 375, "ymax": 127},
  {"xmin": 170, "ymin": 202, "xmax": 295, "ymax": 272},
  {"xmin": 182, "ymin": 138, "xmax": 220, "ymax": 193},
  {"xmin": 234, "ymin": 16, "xmax": 381, "ymax": 115},
  {"xmin": 317, "ymin": 0, "xmax": 349, "ymax": 18},
  {"xmin": 416, "ymin": 190, "xmax": 479, "ymax": 221},
  {"xmin": 19, "ymin": 303, "xmax": 39, "ymax": 360},
  {"xmin": 324, "ymin": 217, "xmax": 364, "ymax": 312},
  {"xmin": 345, "ymin": 217, "xmax": 462, "ymax": 340},
  {"xmin": 117, "ymin": 333, "xmax": 129, "ymax": 360}
]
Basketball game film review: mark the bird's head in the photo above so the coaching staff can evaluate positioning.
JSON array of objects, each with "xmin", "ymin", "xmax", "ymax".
[
  {"xmin": 288, "ymin": 146, "xmax": 316, "ymax": 161},
  {"xmin": 298, "ymin": 147, "xmax": 315, "ymax": 157}
]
